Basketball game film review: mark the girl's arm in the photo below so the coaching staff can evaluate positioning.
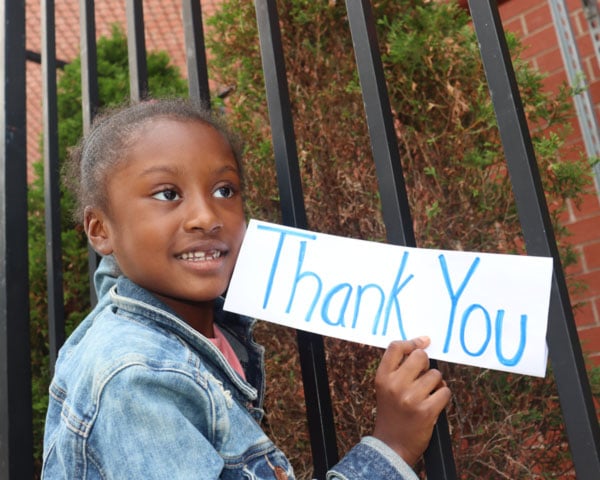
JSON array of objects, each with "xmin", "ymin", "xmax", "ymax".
[{"xmin": 327, "ymin": 337, "xmax": 451, "ymax": 479}]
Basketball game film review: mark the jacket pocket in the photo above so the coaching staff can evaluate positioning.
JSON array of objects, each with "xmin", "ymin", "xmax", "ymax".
[{"xmin": 222, "ymin": 445, "xmax": 294, "ymax": 480}]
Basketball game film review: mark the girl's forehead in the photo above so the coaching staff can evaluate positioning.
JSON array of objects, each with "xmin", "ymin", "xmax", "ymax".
[
  {"xmin": 133, "ymin": 116, "xmax": 219, "ymax": 140},
  {"xmin": 122, "ymin": 117, "xmax": 236, "ymax": 166},
  {"xmin": 123, "ymin": 117, "xmax": 231, "ymax": 155}
]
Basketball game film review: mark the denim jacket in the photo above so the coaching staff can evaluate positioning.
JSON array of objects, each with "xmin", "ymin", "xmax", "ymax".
[{"xmin": 42, "ymin": 257, "xmax": 418, "ymax": 480}]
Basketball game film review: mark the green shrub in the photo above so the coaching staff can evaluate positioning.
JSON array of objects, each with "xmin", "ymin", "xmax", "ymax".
[
  {"xmin": 28, "ymin": 25, "xmax": 187, "ymax": 475},
  {"xmin": 207, "ymin": 1, "xmax": 595, "ymax": 478}
]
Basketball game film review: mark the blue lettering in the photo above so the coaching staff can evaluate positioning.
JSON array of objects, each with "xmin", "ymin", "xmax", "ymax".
[
  {"xmin": 440, "ymin": 255, "xmax": 481, "ymax": 353},
  {"xmin": 381, "ymin": 252, "xmax": 414, "ymax": 338},
  {"xmin": 259, "ymin": 224, "xmax": 317, "ymax": 309},
  {"xmin": 285, "ymin": 241, "xmax": 322, "ymax": 321},
  {"xmin": 459, "ymin": 304, "xmax": 491, "ymax": 357},
  {"xmin": 321, "ymin": 283, "xmax": 352, "ymax": 326},
  {"xmin": 495, "ymin": 310, "xmax": 527, "ymax": 366},
  {"xmin": 352, "ymin": 284, "xmax": 385, "ymax": 330}
]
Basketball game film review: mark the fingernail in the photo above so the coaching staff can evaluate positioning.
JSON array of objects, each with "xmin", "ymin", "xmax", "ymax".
[{"xmin": 416, "ymin": 335, "xmax": 430, "ymax": 347}]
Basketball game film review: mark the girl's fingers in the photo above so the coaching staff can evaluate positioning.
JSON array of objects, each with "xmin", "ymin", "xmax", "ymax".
[
  {"xmin": 413, "ymin": 368, "xmax": 445, "ymax": 396},
  {"xmin": 379, "ymin": 337, "xmax": 431, "ymax": 373},
  {"xmin": 422, "ymin": 382, "xmax": 452, "ymax": 414}
]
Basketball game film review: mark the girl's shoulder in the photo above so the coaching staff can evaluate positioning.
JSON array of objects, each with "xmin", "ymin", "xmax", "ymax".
[{"xmin": 55, "ymin": 302, "xmax": 200, "ymax": 393}]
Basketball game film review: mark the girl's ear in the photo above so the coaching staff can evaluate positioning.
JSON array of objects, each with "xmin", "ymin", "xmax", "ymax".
[{"xmin": 84, "ymin": 206, "xmax": 113, "ymax": 255}]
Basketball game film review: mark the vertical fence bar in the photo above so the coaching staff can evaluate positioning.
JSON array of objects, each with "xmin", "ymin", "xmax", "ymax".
[
  {"xmin": 468, "ymin": 1, "xmax": 600, "ymax": 478},
  {"xmin": 79, "ymin": 0, "xmax": 100, "ymax": 302},
  {"xmin": 0, "ymin": 1, "xmax": 33, "ymax": 478},
  {"xmin": 79, "ymin": 0, "xmax": 98, "ymax": 136},
  {"xmin": 126, "ymin": 0, "xmax": 148, "ymax": 102},
  {"xmin": 344, "ymin": 0, "xmax": 414, "ymax": 246},
  {"xmin": 254, "ymin": 1, "xmax": 339, "ymax": 477},
  {"xmin": 182, "ymin": 0, "xmax": 211, "ymax": 109},
  {"xmin": 344, "ymin": 1, "xmax": 457, "ymax": 478},
  {"xmin": 42, "ymin": 0, "xmax": 66, "ymax": 373}
]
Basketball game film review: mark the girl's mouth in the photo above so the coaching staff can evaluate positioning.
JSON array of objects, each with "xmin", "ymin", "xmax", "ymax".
[{"xmin": 177, "ymin": 250, "xmax": 223, "ymax": 262}]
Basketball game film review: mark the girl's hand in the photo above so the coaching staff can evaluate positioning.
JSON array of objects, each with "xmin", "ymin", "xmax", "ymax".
[{"xmin": 372, "ymin": 337, "xmax": 451, "ymax": 466}]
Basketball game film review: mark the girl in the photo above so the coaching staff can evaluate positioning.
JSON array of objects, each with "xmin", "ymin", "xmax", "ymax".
[{"xmin": 42, "ymin": 98, "xmax": 451, "ymax": 479}]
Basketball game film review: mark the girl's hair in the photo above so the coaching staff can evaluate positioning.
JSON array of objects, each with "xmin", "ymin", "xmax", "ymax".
[{"xmin": 64, "ymin": 98, "xmax": 244, "ymax": 222}]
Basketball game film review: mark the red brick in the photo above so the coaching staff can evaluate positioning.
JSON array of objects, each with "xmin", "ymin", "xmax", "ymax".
[
  {"xmin": 569, "ymin": 113, "xmax": 586, "ymax": 134},
  {"xmin": 578, "ymin": 325, "xmax": 600, "ymax": 356},
  {"xmin": 533, "ymin": 48, "xmax": 566, "ymax": 74},
  {"xmin": 583, "ymin": 241, "xmax": 600, "ymax": 270},
  {"xmin": 575, "ymin": 30, "xmax": 595, "ymax": 60},
  {"xmin": 565, "ymin": 213, "xmax": 600, "ymax": 245},
  {"xmin": 520, "ymin": 25, "xmax": 559, "ymax": 58},
  {"xmin": 566, "ymin": 0, "xmax": 584, "ymax": 12},
  {"xmin": 571, "ymin": 279, "xmax": 592, "ymax": 304},
  {"xmin": 573, "ymin": 6, "xmax": 590, "ymax": 37},
  {"xmin": 572, "ymin": 289, "xmax": 589, "ymax": 309},
  {"xmin": 586, "ymin": 351, "xmax": 600, "ymax": 366},
  {"xmin": 523, "ymin": 3, "xmax": 551, "ymax": 35},
  {"xmin": 573, "ymin": 270, "xmax": 600, "ymax": 298},
  {"xmin": 562, "ymin": 117, "xmax": 585, "ymax": 145},
  {"xmin": 570, "ymin": 190, "xmax": 600, "ymax": 219},
  {"xmin": 503, "ymin": 17, "xmax": 525, "ymax": 37},
  {"xmin": 585, "ymin": 55, "xmax": 600, "ymax": 83},
  {"xmin": 558, "ymin": 204, "xmax": 573, "ymax": 225},
  {"xmin": 559, "ymin": 139, "xmax": 586, "ymax": 161},
  {"xmin": 542, "ymin": 70, "xmax": 569, "ymax": 94},
  {"xmin": 565, "ymin": 245, "xmax": 584, "ymax": 276},
  {"xmin": 500, "ymin": 0, "xmax": 541, "ymax": 20},
  {"xmin": 573, "ymin": 299, "xmax": 596, "ymax": 327},
  {"xmin": 587, "ymin": 79, "xmax": 600, "ymax": 107}
]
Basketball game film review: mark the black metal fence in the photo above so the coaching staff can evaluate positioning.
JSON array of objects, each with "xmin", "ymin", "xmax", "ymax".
[{"xmin": 1, "ymin": 0, "xmax": 599, "ymax": 478}]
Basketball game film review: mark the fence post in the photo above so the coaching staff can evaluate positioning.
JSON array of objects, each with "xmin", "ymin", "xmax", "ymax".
[
  {"xmin": 182, "ymin": 0, "xmax": 211, "ymax": 109},
  {"xmin": 0, "ymin": 1, "xmax": 33, "ymax": 478},
  {"xmin": 42, "ymin": 0, "xmax": 66, "ymax": 373},
  {"xmin": 344, "ymin": 1, "xmax": 457, "ymax": 477},
  {"xmin": 126, "ymin": 0, "xmax": 148, "ymax": 102},
  {"xmin": 254, "ymin": 1, "xmax": 340, "ymax": 477}
]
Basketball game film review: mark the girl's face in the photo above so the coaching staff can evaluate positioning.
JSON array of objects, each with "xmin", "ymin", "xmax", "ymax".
[{"xmin": 86, "ymin": 118, "xmax": 246, "ymax": 330}]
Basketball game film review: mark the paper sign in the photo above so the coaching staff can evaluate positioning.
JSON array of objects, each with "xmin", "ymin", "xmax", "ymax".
[{"xmin": 224, "ymin": 219, "xmax": 553, "ymax": 377}]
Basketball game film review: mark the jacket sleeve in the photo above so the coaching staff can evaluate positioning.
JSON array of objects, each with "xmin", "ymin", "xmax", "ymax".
[
  {"xmin": 326, "ymin": 436, "xmax": 419, "ymax": 480},
  {"xmin": 89, "ymin": 364, "xmax": 225, "ymax": 479}
]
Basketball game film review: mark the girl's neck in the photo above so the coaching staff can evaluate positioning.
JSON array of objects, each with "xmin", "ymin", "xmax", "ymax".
[
  {"xmin": 185, "ymin": 303, "xmax": 215, "ymax": 338},
  {"xmin": 154, "ymin": 294, "xmax": 216, "ymax": 338}
]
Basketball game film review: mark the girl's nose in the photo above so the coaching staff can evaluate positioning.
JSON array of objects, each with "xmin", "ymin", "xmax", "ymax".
[{"xmin": 183, "ymin": 198, "xmax": 223, "ymax": 233}]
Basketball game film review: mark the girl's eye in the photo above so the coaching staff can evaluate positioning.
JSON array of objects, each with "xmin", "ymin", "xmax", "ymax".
[
  {"xmin": 152, "ymin": 189, "xmax": 181, "ymax": 201},
  {"xmin": 214, "ymin": 186, "xmax": 235, "ymax": 199}
]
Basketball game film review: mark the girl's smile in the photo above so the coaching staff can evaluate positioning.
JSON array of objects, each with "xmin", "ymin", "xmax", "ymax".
[{"xmin": 85, "ymin": 117, "xmax": 246, "ymax": 334}]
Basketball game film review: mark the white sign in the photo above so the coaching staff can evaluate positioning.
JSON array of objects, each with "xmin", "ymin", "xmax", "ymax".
[{"xmin": 224, "ymin": 219, "xmax": 553, "ymax": 377}]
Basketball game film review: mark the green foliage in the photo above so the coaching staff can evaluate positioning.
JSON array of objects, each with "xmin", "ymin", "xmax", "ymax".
[
  {"xmin": 28, "ymin": 25, "xmax": 187, "ymax": 475},
  {"xmin": 207, "ymin": 1, "xmax": 594, "ymax": 478}
]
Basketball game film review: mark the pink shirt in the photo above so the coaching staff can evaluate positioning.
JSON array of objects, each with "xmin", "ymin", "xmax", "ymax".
[{"xmin": 209, "ymin": 326, "xmax": 246, "ymax": 380}]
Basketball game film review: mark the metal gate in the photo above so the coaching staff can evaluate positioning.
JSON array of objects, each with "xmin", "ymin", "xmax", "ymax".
[{"xmin": 1, "ymin": 0, "xmax": 599, "ymax": 478}]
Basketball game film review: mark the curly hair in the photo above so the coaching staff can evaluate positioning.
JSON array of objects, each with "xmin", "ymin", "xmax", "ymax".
[{"xmin": 63, "ymin": 98, "xmax": 244, "ymax": 222}]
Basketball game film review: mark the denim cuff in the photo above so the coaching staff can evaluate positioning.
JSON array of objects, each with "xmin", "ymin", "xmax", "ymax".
[{"xmin": 326, "ymin": 436, "xmax": 419, "ymax": 480}]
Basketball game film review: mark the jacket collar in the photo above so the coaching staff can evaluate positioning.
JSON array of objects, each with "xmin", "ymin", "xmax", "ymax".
[{"xmin": 110, "ymin": 276, "xmax": 259, "ymax": 403}]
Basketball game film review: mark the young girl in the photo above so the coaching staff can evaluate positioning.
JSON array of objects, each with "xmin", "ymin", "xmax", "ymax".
[{"xmin": 42, "ymin": 98, "xmax": 451, "ymax": 479}]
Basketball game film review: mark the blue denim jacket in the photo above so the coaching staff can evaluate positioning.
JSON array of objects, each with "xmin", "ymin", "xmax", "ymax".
[{"xmin": 42, "ymin": 257, "xmax": 418, "ymax": 479}]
